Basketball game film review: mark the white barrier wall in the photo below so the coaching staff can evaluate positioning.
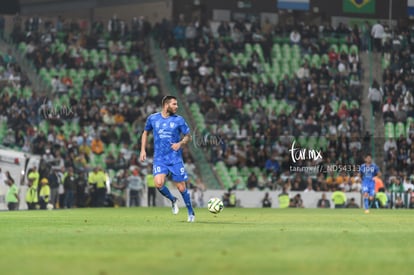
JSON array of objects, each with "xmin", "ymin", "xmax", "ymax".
[
  {"xmin": 0, "ymin": 187, "xmax": 361, "ymax": 210},
  {"xmin": 162, "ymin": 190, "xmax": 362, "ymax": 209}
]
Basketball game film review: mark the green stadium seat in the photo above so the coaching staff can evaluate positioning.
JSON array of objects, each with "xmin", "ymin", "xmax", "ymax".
[
  {"xmin": 229, "ymin": 166, "xmax": 238, "ymax": 180},
  {"xmin": 385, "ymin": 122, "xmax": 395, "ymax": 139},
  {"xmin": 244, "ymin": 43, "xmax": 252, "ymax": 55},
  {"xmin": 395, "ymin": 122, "xmax": 406, "ymax": 138},
  {"xmin": 339, "ymin": 44, "xmax": 349, "ymax": 54},
  {"xmin": 311, "ymin": 54, "xmax": 321, "ymax": 67},
  {"xmin": 240, "ymin": 166, "xmax": 250, "ymax": 178},
  {"xmin": 321, "ymin": 54, "xmax": 329, "ymax": 64},
  {"xmin": 272, "ymin": 44, "xmax": 281, "ymax": 55},
  {"xmin": 234, "ymin": 176, "xmax": 246, "ymax": 190},
  {"xmin": 149, "ymin": 86, "xmax": 159, "ymax": 97},
  {"xmin": 307, "ymin": 136, "xmax": 318, "ymax": 148},
  {"xmin": 18, "ymin": 42, "xmax": 27, "ymax": 54},
  {"xmin": 406, "ymin": 117, "xmax": 414, "ymax": 129},
  {"xmin": 350, "ymin": 44, "xmax": 359, "ymax": 55},
  {"xmin": 317, "ymin": 136, "xmax": 328, "ymax": 150},
  {"xmin": 350, "ymin": 100, "xmax": 359, "ymax": 108},
  {"xmin": 297, "ymin": 136, "xmax": 307, "ymax": 147},
  {"xmin": 178, "ymin": 47, "xmax": 188, "ymax": 59},
  {"xmin": 330, "ymin": 100, "xmax": 339, "ymax": 113},
  {"xmin": 261, "ymin": 74, "xmax": 269, "ymax": 84},
  {"xmin": 251, "ymin": 74, "xmax": 259, "ymax": 84},
  {"xmin": 263, "ymin": 63, "xmax": 271, "ymax": 73},
  {"xmin": 382, "ymin": 58, "xmax": 390, "ymax": 69}
]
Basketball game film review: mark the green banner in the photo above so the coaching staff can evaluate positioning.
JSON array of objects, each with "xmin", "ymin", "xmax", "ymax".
[{"xmin": 343, "ymin": 0, "xmax": 375, "ymax": 14}]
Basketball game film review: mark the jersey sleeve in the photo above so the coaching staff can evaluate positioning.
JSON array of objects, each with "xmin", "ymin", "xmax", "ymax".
[
  {"xmin": 144, "ymin": 115, "xmax": 153, "ymax": 131},
  {"xmin": 179, "ymin": 118, "xmax": 190, "ymax": 135}
]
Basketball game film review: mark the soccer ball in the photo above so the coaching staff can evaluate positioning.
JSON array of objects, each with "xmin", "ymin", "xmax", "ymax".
[{"xmin": 207, "ymin": 197, "xmax": 224, "ymax": 214}]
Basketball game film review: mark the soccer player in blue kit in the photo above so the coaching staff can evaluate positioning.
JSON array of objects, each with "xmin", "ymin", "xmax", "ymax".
[
  {"xmin": 140, "ymin": 96, "xmax": 195, "ymax": 222},
  {"xmin": 359, "ymin": 153, "xmax": 380, "ymax": 214}
]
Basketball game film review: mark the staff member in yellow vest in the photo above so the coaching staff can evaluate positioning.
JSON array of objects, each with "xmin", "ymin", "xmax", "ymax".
[
  {"xmin": 278, "ymin": 187, "xmax": 290, "ymax": 208},
  {"xmin": 88, "ymin": 167, "xmax": 98, "ymax": 207},
  {"xmin": 28, "ymin": 166, "xmax": 40, "ymax": 191},
  {"xmin": 26, "ymin": 177, "xmax": 38, "ymax": 210},
  {"xmin": 5, "ymin": 179, "xmax": 19, "ymax": 210},
  {"xmin": 375, "ymin": 187, "xmax": 388, "ymax": 208},
  {"xmin": 39, "ymin": 178, "xmax": 51, "ymax": 210},
  {"xmin": 95, "ymin": 167, "xmax": 107, "ymax": 207},
  {"xmin": 331, "ymin": 186, "xmax": 347, "ymax": 208}
]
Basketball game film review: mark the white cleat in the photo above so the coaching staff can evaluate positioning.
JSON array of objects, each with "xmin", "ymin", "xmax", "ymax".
[
  {"xmin": 172, "ymin": 198, "xmax": 179, "ymax": 215},
  {"xmin": 187, "ymin": 214, "xmax": 195, "ymax": 223}
]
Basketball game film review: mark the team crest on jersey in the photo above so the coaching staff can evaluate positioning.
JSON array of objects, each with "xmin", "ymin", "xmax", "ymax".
[{"xmin": 170, "ymin": 122, "xmax": 175, "ymax": 128}]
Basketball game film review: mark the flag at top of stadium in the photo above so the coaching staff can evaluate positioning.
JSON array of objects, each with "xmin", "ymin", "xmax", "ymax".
[{"xmin": 277, "ymin": 0, "xmax": 310, "ymax": 11}]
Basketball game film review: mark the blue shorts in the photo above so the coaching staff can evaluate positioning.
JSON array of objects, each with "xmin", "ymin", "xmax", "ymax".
[
  {"xmin": 362, "ymin": 182, "xmax": 375, "ymax": 197},
  {"xmin": 153, "ymin": 161, "xmax": 188, "ymax": 182}
]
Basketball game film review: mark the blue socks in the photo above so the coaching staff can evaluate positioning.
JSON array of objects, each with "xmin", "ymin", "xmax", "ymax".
[
  {"xmin": 157, "ymin": 185, "xmax": 176, "ymax": 202},
  {"xmin": 180, "ymin": 188, "xmax": 194, "ymax": 215},
  {"xmin": 364, "ymin": 197, "xmax": 369, "ymax": 209},
  {"xmin": 157, "ymin": 185, "xmax": 194, "ymax": 215}
]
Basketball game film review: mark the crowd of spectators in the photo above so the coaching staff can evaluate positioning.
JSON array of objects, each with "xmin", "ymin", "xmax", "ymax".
[
  {"xmin": 0, "ymin": 44, "xmax": 31, "ymax": 149},
  {"xmin": 162, "ymin": 17, "xmax": 367, "ymax": 193},
  {"xmin": 0, "ymin": 14, "xmax": 199, "ymax": 208},
  {"xmin": 379, "ymin": 24, "xmax": 414, "ymax": 203},
  {"xmin": 2, "ymin": 13, "xmax": 414, "ymax": 209}
]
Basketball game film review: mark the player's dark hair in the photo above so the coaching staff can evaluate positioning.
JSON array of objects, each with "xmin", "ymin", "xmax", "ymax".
[
  {"xmin": 161, "ymin": 95, "xmax": 177, "ymax": 106},
  {"xmin": 365, "ymin": 153, "xmax": 372, "ymax": 158}
]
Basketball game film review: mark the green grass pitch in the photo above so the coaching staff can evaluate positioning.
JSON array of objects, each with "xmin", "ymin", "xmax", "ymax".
[{"xmin": 0, "ymin": 207, "xmax": 412, "ymax": 275}]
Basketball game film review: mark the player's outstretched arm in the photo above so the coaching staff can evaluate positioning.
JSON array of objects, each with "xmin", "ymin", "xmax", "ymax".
[{"xmin": 140, "ymin": 130, "xmax": 148, "ymax": 162}]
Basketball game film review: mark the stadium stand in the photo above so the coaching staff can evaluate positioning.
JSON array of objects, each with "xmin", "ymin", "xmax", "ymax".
[
  {"xmin": 161, "ymin": 18, "xmax": 366, "ymax": 192},
  {"xmin": 0, "ymin": 15, "xmax": 198, "ymax": 207},
  {"xmin": 380, "ymin": 25, "xmax": 414, "ymax": 206},
  {"xmin": 1, "ymin": 11, "xmax": 413, "ymax": 210},
  {"xmin": 0, "ymin": 47, "xmax": 32, "ymax": 148}
]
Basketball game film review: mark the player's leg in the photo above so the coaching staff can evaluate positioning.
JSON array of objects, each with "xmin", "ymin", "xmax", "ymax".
[
  {"xmin": 155, "ymin": 173, "xmax": 176, "ymax": 200},
  {"xmin": 170, "ymin": 163, "xmax": 195, "ymax": 222},
  {"xmin": 175, "ymin": 181, "xmax": 195, "ymax": 222},
  {"xmin": 153, "ymin": 164, "xmax": 178, "ymax": 212},
  {"xmin": 363, "ymin": 192, "xmax": 370, "ymax": 213},
  {"xmin": 362, "ymin": 184, "xmax": 370, "ymax": 212},
  {"xmin": 368, "ymin": 186, "xmax": 375, "ymax": 209}
]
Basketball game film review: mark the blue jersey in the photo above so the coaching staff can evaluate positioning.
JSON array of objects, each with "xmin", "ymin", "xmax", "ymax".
[
  {"xmin": 359, "ymin": 163, "xmax": 379, "ymax": 185},
  {"xmin": 144, "ymin": 112, "xmax": 190, "ymax": 165}
]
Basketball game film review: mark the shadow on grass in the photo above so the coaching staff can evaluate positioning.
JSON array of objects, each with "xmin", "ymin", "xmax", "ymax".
[{"xmin": 181, "ymin": 221, "xmax": 256, "ymax": 225}]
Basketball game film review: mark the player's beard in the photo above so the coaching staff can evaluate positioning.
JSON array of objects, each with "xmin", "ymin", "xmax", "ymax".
[{"xmin": 166, "ymin": 105, "xmax": 176, "ymax": 115}]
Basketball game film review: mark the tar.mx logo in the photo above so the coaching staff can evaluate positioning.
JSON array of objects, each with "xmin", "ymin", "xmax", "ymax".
[
  {"xmin": 289, "ymin": 140, "xmax": 323, "ymax": 163},
  {"xmin": 192, "ymin": 127, "xmax": 224, "ymax": 148},
  {"xmin": 40, "ymin": 99, "xmax": 74, "ymax": 119}
]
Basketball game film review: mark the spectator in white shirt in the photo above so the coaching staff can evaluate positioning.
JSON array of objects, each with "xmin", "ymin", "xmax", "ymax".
[
  {"xmin": 384, "ymin": 137, "xmax": 397, "ymax": 156},
  {"xmin": 371, "ymin": 21, "xmax": 385, "ymax": 52},
  {"xmin": 290, "ymin": 30, "xmax": 301, "ymax": 45},
  {"xmin": 382, "ymin": 98, "xmax": 396, "ymax": 121}
]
